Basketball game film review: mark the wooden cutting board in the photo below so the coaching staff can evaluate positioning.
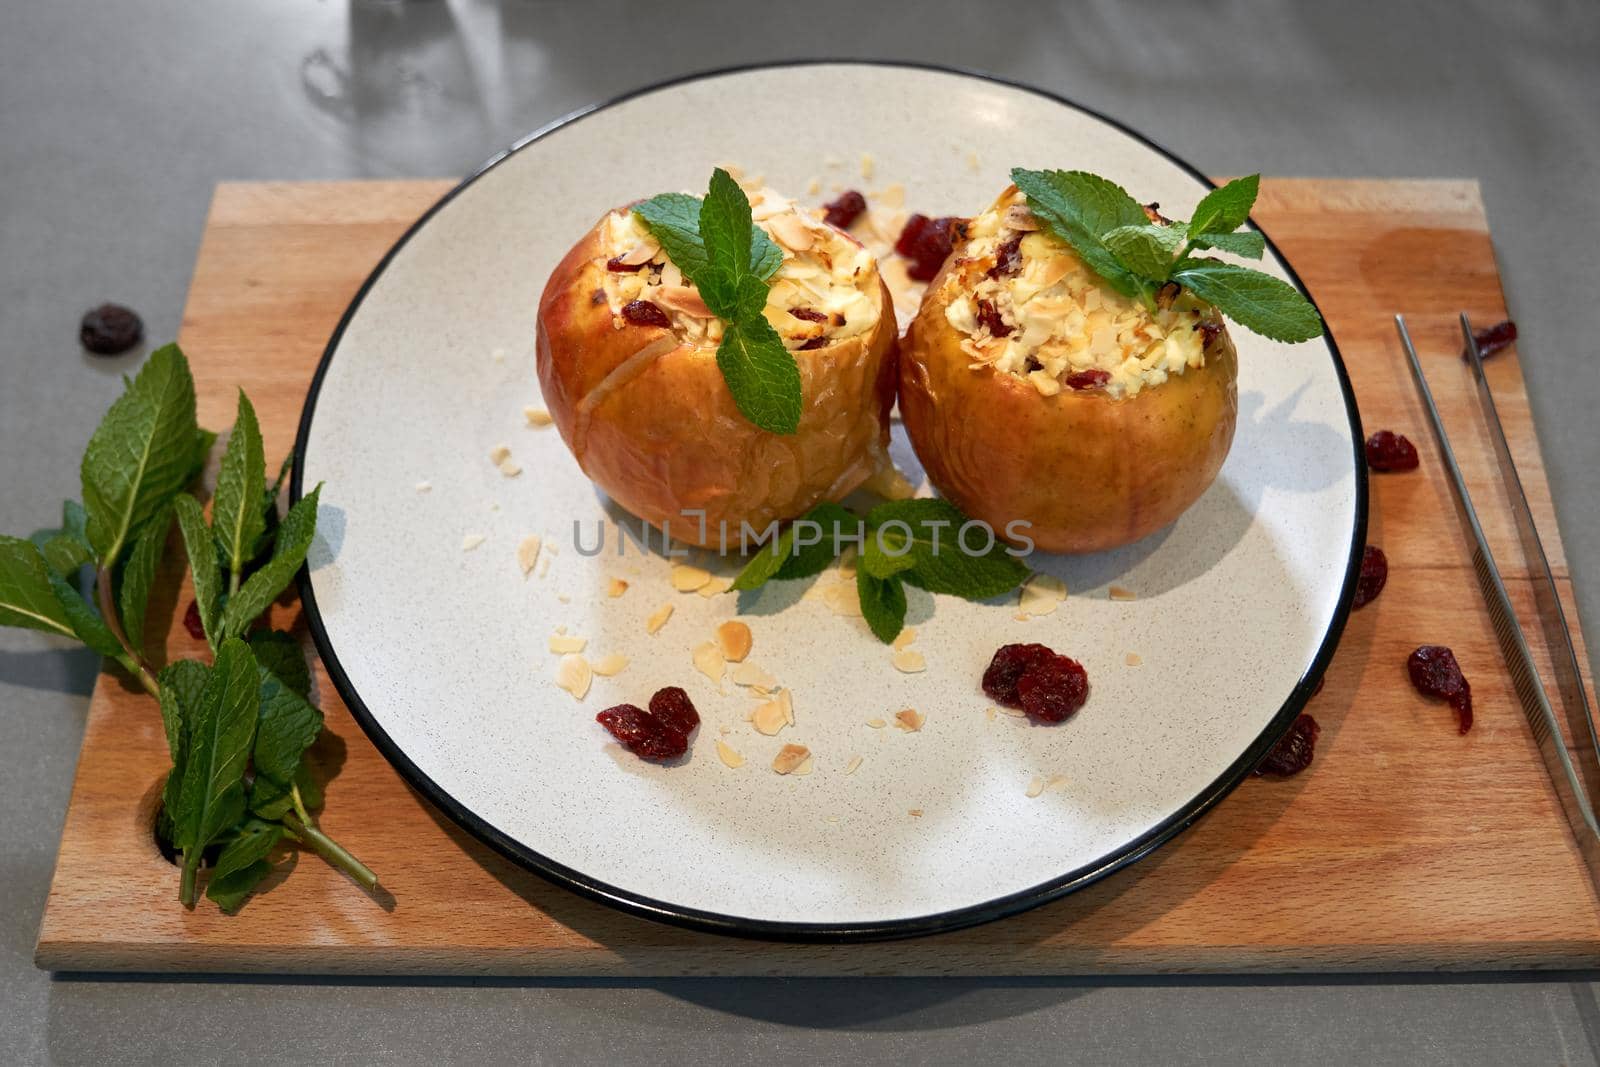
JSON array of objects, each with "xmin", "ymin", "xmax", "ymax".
[{"xmin": 34, "ymin": 178, "xmax": 1600, "ymax": 975}]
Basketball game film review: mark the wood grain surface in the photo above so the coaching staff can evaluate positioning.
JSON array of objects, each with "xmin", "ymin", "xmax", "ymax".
[{"xmin": 33, "ymin": 178, "xmax": 1600, "ymax": 975}]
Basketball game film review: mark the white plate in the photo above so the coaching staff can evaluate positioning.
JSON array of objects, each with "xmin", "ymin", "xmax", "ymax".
[{"xmin": 293, "ymin": 62, "xmax": 1366, "ymax": 939}]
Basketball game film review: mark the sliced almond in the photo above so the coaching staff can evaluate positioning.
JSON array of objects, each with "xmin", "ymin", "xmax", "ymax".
[
  {"xmin": 860, "ymin": 152, "xmax": 875, "ymax": 180},
  {"xmin": 646, "ymin": 602, "xmax": 674, "ymax": 635},
  {"xmin": 998, "ymin": 706, "xmax": 1028, "ymax": 719},
  {"xmin": 524, "ymin": 406, "xmax": 554, "ymax": 427},
  {"xmin": 865, "ymin": 718, "xmax": 886, "ymax": 729},
  {"xmin": 1045, "ymin": 775, "xmax": 1069, "ymax": 793},
  {"xmin": 591, "ymin": 653, "xmax": 628, "ymax": 677},
  {"xmin": 462, "ymin": 533, "xmax": 486, "ymax": 552},
  {"xmin": 892, "ymin": 627, "xmax": 918, "ymax": 650},
  {"xmin": 716, "ymin": 740, "xmax": 745, "ymax": 769},
  {"xmin": 892, "ymin": 649, "xmax": 926, "ymax": 674},
  {"xmin": 498, "ymin": 457, "xmax": 523, "ymax": 477},
  {"xmin": 416, "ymin": 481, "xmax": 432, "ymax": 493},
  {"xmin": 1125, "ymin": 651, "xmax": 1143, "ymax": 667},
  {"xmin": 792, "ymin": 755, "xmax": 814, "ymax": 776},
  {"xmin": 537, "ymin": 552, "xmax": 552, "ymax": 578},
  {"xmin": 548, "ymin": 633, "xmax": 587, "ymax": 655},
  {"xmin": 697, "ymin": 575, "xmax": 732, "ymax": 598},
  {"xmin": 844, "ymin": 755, "xmax": 863, "ymax": 775},
  {"xmin": 607, "ymin": 577, "xmax": 630, "ymax": 598},
  {"xmin": 1002, "ymin": 203, "xmax": 1041, "ymax": 231},
  {"xmin": 1019, "ymin": 573, "xmax": 1068, "ymax": 616},
  {"xmin": 615, "ymin": 238, "xmax": 659, "ymax": 266},
  {"xmin": 767, "ymin": 212, "xmax": 815, "ymax": 252},
  {"xmin": 489, "ymin": 443, "xmax": 511, "ymax": 465},
  {"xmin": 821, "ymin": 581, "xmax": 863, "ymax": 617},
  {"xmin": 894, "ymin": 708, "xmax": 925, "ymax": 732},
  {"xmin": 985, "ymin": 706, "xmax": 998, "ymax": 722},
  {"xmin": 671, "ymin": 563, "xmax": 712, "ymax": 592},
  {"xmin": 652, "ymin": 286, "xmax": 714, "ymax": 319},
  {"xmin": 692, "ymin": 641, "xmax": 725, "ymax": 685},
  {"xmin": 1109, "ymin": 584, "xmax": 1137, "ymax": 601},
  {"xmin": 731, "ymin": 661, "xmax": 776, "ymax": 689},
  {"xmin": 517, "ymin": 535, "xmax": 542, "ymax": 576},
  {"xmin": 555, "ymin": 654, "xmax": 592, "ymax": 700},
  {"xmin": 716, "ymin": 620, "xmax": 753, "ymax": 662},
  {"xmin": 908, "ymin": 808, "xmax": 923, "ymax": 818},
  {"xmin": 1025, "ymin": 776, "xmax": 1045, "ymax": 799},
  {"xmin": 772, "ymin": 743, "xmax": 811, "ymax": 775},
  {"xmin": 750, "ymin": 696, "xmax": 788, "ymax": 736}
]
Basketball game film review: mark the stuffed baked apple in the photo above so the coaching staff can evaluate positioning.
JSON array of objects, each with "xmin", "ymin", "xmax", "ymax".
[
  {"xmin": 538, "ymin": 170, "xmax": 897, "ymax": 548},
  {"xmin": 899, "ymin": 170, "xmax": 1320, "ymax": 554}
]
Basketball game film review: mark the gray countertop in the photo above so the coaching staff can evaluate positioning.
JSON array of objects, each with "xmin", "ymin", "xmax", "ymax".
[{"xmin": 4, "ymin": 1, "xmax": 1600, "ymax": 1062}]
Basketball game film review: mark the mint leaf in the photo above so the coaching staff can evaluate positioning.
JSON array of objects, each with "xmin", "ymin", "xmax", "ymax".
[
  {"xmin": 249, "ymin": 629, "xmax": 310, "ymax": 698},
  {"xmin": 119, "ymin": 503, "xmax": 172, "ymax": 650},
  {"xmin": 205, "ymin": 818, "xmax": 282, "ymax": 912},
  {"xmin": 213, "ymin": 391, "xmax": 267, "ymax": 578},
  {"xmin": 715, "ymin": 318, "xmax": 802, "ymax": 436},
  {"xmin": 251, "ymin": 659, "xmax": 322, "ymax": 797},
  {"xmin": 173, "ymin": 637, "xmax": 260, "ymax": 906},
  {"xmin": 634, "ymin": 193, "xmax": 709, "ymax": 283},
  {"xmin": 1188, "ymin": 229, "xmax": 1265, "ymax": 259},
  {"xmin": 173, "ymin": 493, "xmax": 221, "ymax": 649},
  {"xmin": 0, "ymin": 536, "xmax": 77, "ymax": 639},
  {"xmin": 1011, "ymin": 168, "xmax": 1146, "ymax": 298},
  {"xmin": 868, "ymin": 498, "xmax": 1030, "ymax": 600},
  {"xmin": 773, "ymin": 502, "xmax": 858, "ymax": 580},
  {"xmin": 750, "ymin": 229, "xmax": 783, "ymax": 281},
  {"xmin": 701, "ymin": 168, "xmax": 755, "ymax": 277},
  {"xmin": 856, "ymin": 570, "xmax": 907, "ymax": 644},
  {"xmin": 730, "ymin": 528, "xmax": 796, "ymax": 592},
  {"xmin": 80, "ymin": 344, "xmax": 199, "ymax": 567},
  {"xmin": 46, "ymin": 570, "xmax": 121, "ymax": 658},
  {"xmin": 860, "ymin": 530, "xmax": 918, "ymax": 579},
  {"xmin": 158, "ymin": 659, "xmax": 208, "ymax": 767},
  {"xmin": 1171, "ymin": 261, "xmax": 1323, "ymax": 343},
  {"xmin": 1103, "ymin": 223, "xmax": 1186, "ymax": 282},
  {"xmin": 31, "ymin": 500, "xmax": 94, "ymax": 576},
  {"xmin": 1187, "ymin": 175, "xmax": 1259, "ymax": 237},
  {"xmin": 220, "ymin": 485, "xmax": 320, "ymax": 640}
]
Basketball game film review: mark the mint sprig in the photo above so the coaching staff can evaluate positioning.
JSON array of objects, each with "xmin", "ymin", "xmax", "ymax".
[
  {"xmin": 1010, "ymin": 169, "xmax": 1323, "ymax": 343},
  {"xmin": 633, "ymin": 169, "xmax": 800, "ymax": 434},
  {"xmin": 1, "ymin": 343, "xmax": 377, "ymax": 912},
  {"xmin": 732, "ymin": 498, "xmax": 1030, "ymax": 643}
]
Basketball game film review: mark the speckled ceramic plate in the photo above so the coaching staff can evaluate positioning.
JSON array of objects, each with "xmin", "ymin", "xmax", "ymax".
[{"xmin": 293, "ymin": 62, "xmax": 1365, "ymax": 941}]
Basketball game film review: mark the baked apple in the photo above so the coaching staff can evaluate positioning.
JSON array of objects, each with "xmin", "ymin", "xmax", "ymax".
[
  {"xmin": 898, "ymin": 186, "xmax": 1238, "ymax": 554},
  {"xmin": 537, "ymin": 186, "xmax": 898, "ymax": 548}
]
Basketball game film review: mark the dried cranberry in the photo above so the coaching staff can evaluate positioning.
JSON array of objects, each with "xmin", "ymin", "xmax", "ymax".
[
  {"xmin": 1353, "ymin": 544, "xmax": 1388, "ymax": 609},
  {"xmin": 182, "ymin": 599, "xmax": 205, "ymax": 640},
  {"xmin": 895, "ymin": 214, "xmax": 966, "ymax": 282},
  {"xmin": 821, "ymin": 190, "xmax": 867, "ymax": 230},
  {"xmin": 987, "ymin": 235, "xmax": 1023, "ymax": 279},
  {"xmin": 1195, "ymin": 320, "xmax": 1224, "ymax": 348},
  {"xmin": 605, "ymin": 256, "xmax": 647, "ymax": 273},
  {"xmin": 1464, "ymin": 319, "xmax": 1517, "ymax": 360},
  {"xmin": 1065, "ymin": 369, "xmax": 1111, "ymax": 391},
  {"xmin": 982, "ymin": 643, "xmax": 1056, "ymax": 708},
  {"xmin": 799, "ymin": 337, "xmax": 827, "ymax": 350},
  {"xmin": 80, "ymin": 303, "xmax": 143, "ymax": 356},
  {"xmin": 975, "ymin": 298, "xmax": 1012, "ymax": 338},
  {"xmin": 1017, "ymin": 653, "xmax": 1090, "ymax": 723},
  {"xmin": 1255, "ymin": 713, "xmax": 1320, "ymax": 777},
  {"xmin": 621, "ymin": 300, "xmax": 671, "ymax": 328},
  {"xmin": 596, "ymin": 703, "xmax": 687, "ymax": 761},
  {"xmin": 648, "ymin": 686, "xmax": 700, "ymax": 737},
  {"xmin": 1365, "ymin": 430, "xmax": 1419, "ymax": 472},
  {"xmin": 789, "ymin": 306, "xmax": 828, "ymax": 323},
  {"xmin": 1407, "ymin": 645, "xmax": 1473, "ymax": 733}
]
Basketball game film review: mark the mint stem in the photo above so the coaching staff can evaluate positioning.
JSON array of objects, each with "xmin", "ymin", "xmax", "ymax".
[
  {"xmin": 94, "ymin": 566, "xmax": 159, "ymax": 698},
  {"xmin": 178, "ymin": 850, "xmax": 199, "ymax": 907},
  {"xmin": 282, "ymin": 812, "xmax": 379, "ymax": 892},
  {"xmin": 227, "ymin": 566, "xmax": 240, "ymax": 599}
]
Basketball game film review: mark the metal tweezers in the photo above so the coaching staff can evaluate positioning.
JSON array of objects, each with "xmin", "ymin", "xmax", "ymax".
[{"xmin": 1395, "ymin": 314, "xmax": 1600, "ymax": 889}]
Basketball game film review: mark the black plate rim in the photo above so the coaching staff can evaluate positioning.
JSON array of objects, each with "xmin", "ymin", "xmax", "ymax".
[{"xmin": 290, "ymin": 58, "xmax": 1368, "ymax": 944}]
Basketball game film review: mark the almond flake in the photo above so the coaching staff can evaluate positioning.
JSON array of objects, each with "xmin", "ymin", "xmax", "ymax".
[
  {"xmin": 716, "ymin": 620, "xmax": 753, "ymax": 662},
  {"xmin": 692, "ymin": 641, "xmax": 725, "ymax": 685},
  {"xmin": 1045, "ymin": 775, "xmax": 1069, "ymax": 793},
  {"xmin": 821, "ymin": 581, "xmax": 863, "ymax": 617},
  {"xmin": 865, "ymin": 718, "xmax": 886, "ymax": 729},
  {"xmin": 716, "ymin": 740, "xmax": 745, "ymax": 769},
  {"xmin": 524, "ymin": 406, "xmax": 554, "ymax": 427},
  {"xmin": 1025, "ymin": 777, "xmax": 1045, "ymax": 799},
  {"xmin": 671, "ymin": 563, "xmax": 712, "ymax": 592},
  {"xmin": 966, "ymin": 150, "xmax": 981, "ymax": 172},
  {"xmin": 892, "ymin": 649, "xmax": 926, "ymax": 674},
  {"xmin": 750, "ymin": 696, "xmax": 788, "ymax": 736},
  {"xmin": 860, "ymin": 152, "xmax": 875, "ymax": 179},
  {"xmin": 697, "ymin": 575, "xmax": 732, "ymax": 598},
  {"xmin": 537, "ymin": 553, "xmax": 552, "ymax": 578},
  {"xmin": 646, "ymin": 603, "xmax": 674, "ymax": 635},
  {"xmin": 462, "ymin": 533, "xmax": 486, "ymax": 552},
  {"xmin": 894, "ymin": 708, "xmax": 925, "ymax": 732},
  {"xmin": 779, "ymin": 687, "xmax": 795, "ymax": 725},
  {"xmin": 498, "ymin": 457, "xmax": 523, "ymax": 477},
  {"xmin": 555, "ymin": 654, "xmax": 592, "ymax": 700},
  {"xmin": 489, "ymin": 443, "xmax": 511, "ymax": 465},
  {"xmin": 998, "ymin": 706, "xmax": 1027, "ymax": 719},
  {"xmin": 985, "ymin": 706, "xmax": 998, "ymax": 722},
  {"xmin": 607, "ymin": 577, "xmax": 630, "ymax": 597},
  {"xmin": 892, "ymin": 627, "xmax": 918, "ymax": 650},
  {"xmin": 591, "ymin": 653, "xmax": 628, "ymax": 677},
  {"xmin": 731, "ymin": 662, "xmax": 776, "ymax": 689},
  {"xmin": 772, "ymin": 743, "xmax": 810, "ymax": 775},
  {"xmin": 1109, "ymin": 585, "xmax": 1138, "ymax": 601},
  {"xmin": 1125, "ymin": 652, "xmax": 1143, "ymax": 667},
  {"xmin": 416, "ymin": 481, "xmax": 432, "ymax": 493},
  {"xmin": 767, "ymin": 212, "xmax": 815, "ymax": 252},
  {"xmin": 517, "ymin": 535, "xmax": 542, "ymax": 576},
  {"xmin": 792, "ymin": 755, "xmax": 814, "ymax": 776},
  {"xmin": 805, "ymin": 176, "xmax": 821, "ymax": 195},
  {"xmin": 908, "ymin": 808, "xmax": 923, "ymax": 818},
  {"xmin": 1019, "ymin": 573, "xmax": 1068, "ymax": 616},
  {"xmin": 653, "ymin": 286, "xmax": 714, "ymax": 319},
  {"xmin": 491, "ymin": 347, "xmax": 507, "ymax": 363},
  {"xmin": 844, "ymin": 755, "xmax": 863, "ymax": 775}
]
